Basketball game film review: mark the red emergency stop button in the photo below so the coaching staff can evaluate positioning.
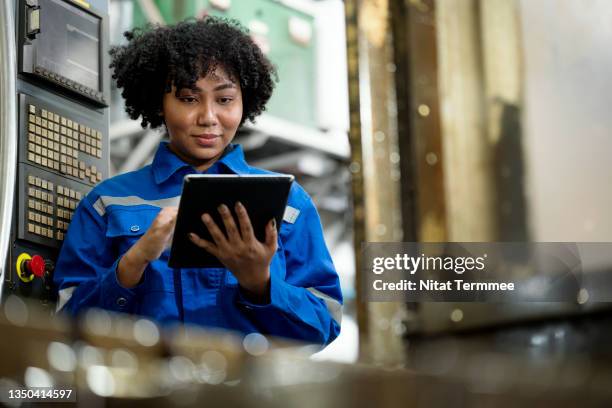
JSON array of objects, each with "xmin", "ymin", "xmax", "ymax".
[
  {"xmin": 28, "ymin": 255, "xmax": 45, "ymax": 278},
  {"xmin": 16, "ymin": 253, "xmax": 42, "ymax": 283}
]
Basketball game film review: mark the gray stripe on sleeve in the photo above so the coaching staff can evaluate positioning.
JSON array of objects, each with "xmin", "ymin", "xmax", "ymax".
[
  {"xmin": 56, "ymin": 286, "xmax": 76, "ymax": 312},
  {"xmin": 306, "ymin": 287, "xmax": 343, "ymax": 325},
  {"xmin": 283, "ymin": 206, "xmax": 300, "ymax": 224}
]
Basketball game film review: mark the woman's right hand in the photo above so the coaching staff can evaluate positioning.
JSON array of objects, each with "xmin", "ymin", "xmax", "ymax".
[
  {"xmin": 117, "ymin": 207, "xmax": 178, "ymax": 288},
  {"xmin": 133, "ymin": 207, "xmax": 178, "ymax": 262}
]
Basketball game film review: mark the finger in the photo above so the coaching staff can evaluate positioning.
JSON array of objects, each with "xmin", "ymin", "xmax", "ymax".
[
  {"xmin": 217, "ymin": 204, "xmax": 241, "ymax": 242},
  {"xmin": 161, "ymin": 206, "xmax": 178, "ymax": 217},
  {"xmin": 235, "ymin": 201, "xmax": 255, "ymax": 243},
  {"xmin": 165, "ymin": 208, "xmax": 179, "ymax": 230},
  {"xmin": 201, "ymin": 213, "xmax": 228, "ymax": 248},
  {"xmin": 168, "ymin": 206, "xmax": 179, "ymax": 220},
  {"xmin": 264, "ymin": 218, "xmax": 278, "ymax": 253},
  {"xmin": 189, "ymin": 232, "xmax": 219, "ymax": 256},
  {"xmin": 165, "ymin": 208, "xmax": 180, "ymax": 248},
  {"xmin": 165, "ymin": 229, "xmax": 175, "ymax": 250},
  {"xmin": 156, "ymin": 207, "xmax": 178, "ymax": 230}
]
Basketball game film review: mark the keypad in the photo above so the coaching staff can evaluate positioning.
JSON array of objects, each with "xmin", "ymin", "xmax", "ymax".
[
  {"xmin": 26, "ymin": 174, "xmax": 85, "ymax": 242},
  {"xmin": 27, "ymin": 104, "xmax": 104, "ymax": 184}
]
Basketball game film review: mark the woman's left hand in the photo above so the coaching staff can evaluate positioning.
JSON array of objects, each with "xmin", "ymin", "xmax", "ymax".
[{"xmin": 188, "ymin": 201, "xmax": 277, "ymax": 298}]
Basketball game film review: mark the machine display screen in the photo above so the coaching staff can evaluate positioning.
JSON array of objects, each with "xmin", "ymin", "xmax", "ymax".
[{"xmin": 36, "ymin": 0, "xmax": 101, "ymax": 92}]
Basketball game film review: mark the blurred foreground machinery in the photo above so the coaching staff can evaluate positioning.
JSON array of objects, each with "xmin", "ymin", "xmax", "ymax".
[{"xmin": 0, "ymin": 298, "xmax": 611, "ymax": 407}]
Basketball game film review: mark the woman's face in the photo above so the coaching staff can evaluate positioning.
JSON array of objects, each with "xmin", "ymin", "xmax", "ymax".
[{"xmin": 162, "ymin": 66, "xmax": 243, "ymax": 172}]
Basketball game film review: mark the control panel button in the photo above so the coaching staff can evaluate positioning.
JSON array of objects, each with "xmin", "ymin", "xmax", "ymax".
[{"xmin": 28, "ymin": 255, "xmax": 46, "ymax": 278}]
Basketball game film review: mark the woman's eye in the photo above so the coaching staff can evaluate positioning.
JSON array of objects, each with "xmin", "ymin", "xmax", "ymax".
[
  {"xmin": 180, "ymin": 96, "xmax": 197, "ymax": 103},
  {"xmin": 218, "ymin": 97, "xmax": 233, "ymax": 105}
]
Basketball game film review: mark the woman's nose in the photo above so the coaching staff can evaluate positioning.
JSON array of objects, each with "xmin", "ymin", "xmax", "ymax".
[{"xmin": 197, "ymin": 100, "xmax": 218, "ymax": 126}]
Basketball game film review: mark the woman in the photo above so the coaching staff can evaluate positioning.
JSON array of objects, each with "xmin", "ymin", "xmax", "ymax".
[{"xmin": 53, "ymin": 17, "xmax": 342, "ymax": 346}]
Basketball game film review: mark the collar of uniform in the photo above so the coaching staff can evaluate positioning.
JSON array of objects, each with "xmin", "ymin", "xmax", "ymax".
[{"xmin": 152, "ymin": 141, "xmax": 250, "ymax": 185}]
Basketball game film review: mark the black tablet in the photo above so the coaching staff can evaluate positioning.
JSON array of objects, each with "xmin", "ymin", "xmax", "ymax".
[{"xmin": 168, "ymin": 174, "xmax": 294, "ymax": 268}]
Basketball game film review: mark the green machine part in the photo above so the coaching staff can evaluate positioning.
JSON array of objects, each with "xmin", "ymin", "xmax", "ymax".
[{"xmin": 132, "ymin": 0, "xmax": 317, "ymax": 129}]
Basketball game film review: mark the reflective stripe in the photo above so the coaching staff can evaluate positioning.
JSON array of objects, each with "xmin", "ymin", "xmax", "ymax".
[
  {"xmin": 56, "ymin": 286, "xmax": 76, "ymax": 312},
  {"xmin": 307, "ymin": 287, "xmax": 342, "ymax": 325},
  {"xmin": 283, "ymin": 206, "xmax": 300, "ymax": 224},
  {"xmin": 93, "ymin": 195, "xmax": 181, "ymax": 216}
]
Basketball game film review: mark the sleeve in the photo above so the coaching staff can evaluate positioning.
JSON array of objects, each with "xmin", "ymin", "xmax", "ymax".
[
  {"xmin": 233, "ymin": 187, "xmax": 343, "ymax": 346},
  {"xmin": 53, "ymin": 194, "xmax": 141, "ymax": 316}
]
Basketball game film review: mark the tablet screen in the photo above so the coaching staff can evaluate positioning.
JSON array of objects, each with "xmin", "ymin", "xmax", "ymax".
[{"xmin": 169, "ymin": 174, "xmax": 294, "ymax": 268}]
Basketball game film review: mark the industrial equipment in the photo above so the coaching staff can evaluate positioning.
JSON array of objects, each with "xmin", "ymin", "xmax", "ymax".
[{"xmin": 1, "ymin": 0, "xmax": 110, "ymax": 309}]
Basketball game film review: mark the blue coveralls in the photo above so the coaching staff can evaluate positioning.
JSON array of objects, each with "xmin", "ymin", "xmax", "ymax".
[{"xmin": 53, "ymin": 142, "xmax": 343, "ymax": 345}]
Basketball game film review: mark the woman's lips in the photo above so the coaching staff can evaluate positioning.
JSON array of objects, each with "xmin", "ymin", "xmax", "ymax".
[{"xmin": 193, "ymin": 134, "xmax": 219, "ymax": 147}]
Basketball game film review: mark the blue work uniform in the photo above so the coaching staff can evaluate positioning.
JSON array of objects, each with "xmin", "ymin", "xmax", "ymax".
[{"xmin": 53, "ymin": 141, "xmax": 343, "ymax": 345}]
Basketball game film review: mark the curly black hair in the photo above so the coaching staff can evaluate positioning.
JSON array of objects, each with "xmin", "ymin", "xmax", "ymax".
[{"xmin": 109, "ymin": 17, "xmax": 277, "ymax": 128}]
